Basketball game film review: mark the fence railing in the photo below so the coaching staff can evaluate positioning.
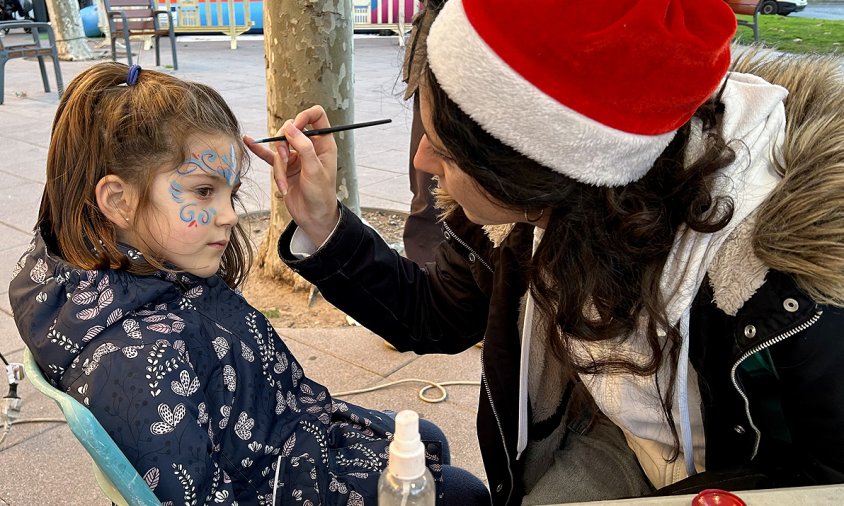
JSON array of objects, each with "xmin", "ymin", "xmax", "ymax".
[
  {"xmin": 150, "ymin": 1, "xmax": 422, "ymax": 49},
  {"xmin": 157, "ymin": 0, "xmax": 254, "ymax": 49},
  {"xmin": 353, "ymin": 0, "xmax": 423, "ymax": 44}
]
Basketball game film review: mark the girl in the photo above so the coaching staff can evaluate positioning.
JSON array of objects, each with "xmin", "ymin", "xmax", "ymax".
[
  {"xmin": 249, "ymin": 0, "xmax": 844, "ymax": 504},
  {"xmin": 9, "ymin": 62, "xmax": 487, "ymax": 505}
]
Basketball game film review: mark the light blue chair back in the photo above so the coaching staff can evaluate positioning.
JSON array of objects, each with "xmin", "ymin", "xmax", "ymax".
[{"xmin": 23, "ymin": 348, "xmax": 161, "ymax": 506}]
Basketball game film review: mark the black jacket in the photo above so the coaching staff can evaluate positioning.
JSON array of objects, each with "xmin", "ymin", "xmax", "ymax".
[
  {"xmin": 10, "ymin": 234, "xmax": 420, "ymax": 506},
  {"xmin": 280, "ymin": 205, "xmax": 844, "ymax": 505}
]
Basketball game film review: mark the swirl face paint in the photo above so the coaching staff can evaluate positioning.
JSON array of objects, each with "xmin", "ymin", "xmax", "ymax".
[
  {"xmin": 170, "ymin": 143, "xmax": 240, "ymax": 228},
  {"xmin": 134, "ymin": 133, "xmax": 243, "ymax": 278}
]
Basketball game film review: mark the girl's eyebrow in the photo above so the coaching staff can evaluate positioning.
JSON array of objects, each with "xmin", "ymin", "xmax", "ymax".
[{"xmin": 176, "ymin": 171, "xmax": 239, "ymax": 185}]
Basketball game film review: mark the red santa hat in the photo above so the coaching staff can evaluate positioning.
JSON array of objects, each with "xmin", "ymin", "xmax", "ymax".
[{"xmin": 426, "ymin": 0, "xmax": 737, "ymax": 187}]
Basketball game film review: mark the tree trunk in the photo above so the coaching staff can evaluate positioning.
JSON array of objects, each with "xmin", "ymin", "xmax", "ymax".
[
  {"xmin": 45, "ymin": 0, "xmax": 95, "ymax": 60},
  {"xmin": 259, "ymin": 0, "xmax": 358, "ymax": 289},
  {"xmin": 97, "ymin": 0, "xmax": 111, "ymax": 47}
]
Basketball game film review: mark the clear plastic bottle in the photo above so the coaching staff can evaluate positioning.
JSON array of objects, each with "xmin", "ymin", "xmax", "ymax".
[{"xmin": 378, "ymin": 410, "xmax": 436, "ymax": 506}]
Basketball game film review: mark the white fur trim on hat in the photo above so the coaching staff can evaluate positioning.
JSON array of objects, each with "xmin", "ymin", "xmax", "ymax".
[{"xmin": 426, "ymin": 0, "xmax": 677, "ymax": 187}]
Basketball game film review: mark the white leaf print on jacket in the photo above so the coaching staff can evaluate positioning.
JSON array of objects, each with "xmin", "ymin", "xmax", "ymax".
[
  {"xmin": 172, "ymin": 370, "xmax": 200, "ymax": 397},
  {"xmin": 234, "ymin": 412, "xmax": 254, "ymax": 440},
  {"xmin": 151, "ymin": 403, "xmax": 186, "ymax": 435}
]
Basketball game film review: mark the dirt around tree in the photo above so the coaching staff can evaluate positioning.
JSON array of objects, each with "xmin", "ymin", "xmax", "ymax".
[{"xmin": 240, "ymin": 209, "xmax": 408, "ymax": 328}]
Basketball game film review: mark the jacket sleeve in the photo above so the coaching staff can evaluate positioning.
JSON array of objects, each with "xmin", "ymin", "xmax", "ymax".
[
  {"xmin": 770, "ymin": 304, "xmax": 844, "ymax": 484},
  {"xmin": 62, "ymin": 338, "xmax": 237, "ymax": 505},
  {"xmin": 278, "ymin": 204, "xmax": 491, "ymax": 354}
]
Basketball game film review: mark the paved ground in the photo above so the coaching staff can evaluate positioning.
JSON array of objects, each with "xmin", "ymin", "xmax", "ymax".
[
  {"xmin": 791, "ymin": 2, "xmax": 844, "ymax": 20},
  {"xmin": 0, "ymin": 33, "xmax": 484, "ymax": 505}
]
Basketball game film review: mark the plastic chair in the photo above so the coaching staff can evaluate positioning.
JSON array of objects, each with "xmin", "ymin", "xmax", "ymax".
[
  {"xmin": 23, "ymin": 348, "xmax": 161, "ymax": 506},
  {"xmin": 0, "ymin": 20, "xmax": 63, "ymax": 104}
]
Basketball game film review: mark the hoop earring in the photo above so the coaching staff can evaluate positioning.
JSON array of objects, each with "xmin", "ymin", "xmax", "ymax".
[{"xmin": 524, "ymin": 208, "xmax": 544, "ymax": 223}]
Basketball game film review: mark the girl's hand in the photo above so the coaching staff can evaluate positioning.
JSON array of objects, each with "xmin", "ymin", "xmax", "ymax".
[{"xmin": 245, "ymin": 105, "xmax": 340, "ymax": 246}]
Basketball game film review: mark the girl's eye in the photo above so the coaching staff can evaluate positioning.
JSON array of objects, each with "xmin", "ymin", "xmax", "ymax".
[{"xmin": 194, "ymin": 187, "xmax": 214, "ymax": 198}]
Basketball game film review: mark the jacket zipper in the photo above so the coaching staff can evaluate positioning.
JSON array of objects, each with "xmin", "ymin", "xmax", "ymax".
[
  {"xmin": 445, "ymin": 222, "xmax": 509, "ymax": 501},
  {"xmin": 481, "ymin": 345, "xmax": 514, "ymax": 505},
  {"xmin": 729, "ymin": 309, "xmax": 823, "ymax": 459},
  {"xmin": 442, "ymin": 222, "xmax": 494, "ymax": 273}
]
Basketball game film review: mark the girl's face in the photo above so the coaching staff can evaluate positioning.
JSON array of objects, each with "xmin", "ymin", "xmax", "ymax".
[
  {"xmin": 131, "ymin": 133, "xmax": 242, "ymax": 278},
  {"xmin": 414, "ymin": 88, "xmax": 528, "ymax": 226}
]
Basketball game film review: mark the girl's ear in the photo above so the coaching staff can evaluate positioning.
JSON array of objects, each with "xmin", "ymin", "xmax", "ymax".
[{"xmin": 95, "ymin": 175, "xmax": 137, "ymax": 230}]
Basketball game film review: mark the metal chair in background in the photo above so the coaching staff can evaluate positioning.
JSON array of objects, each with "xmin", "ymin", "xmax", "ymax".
[
  {"xmin": 0, "ymin": 20, "xmax": 63, "ymax": 104},
  {"xmin": 103, "ymin": 0, "xmax": 178, "ymax": 69}
]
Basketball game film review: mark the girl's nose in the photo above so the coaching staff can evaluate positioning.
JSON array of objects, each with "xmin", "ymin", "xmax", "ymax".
[{"xmin": 215, "ymin": 199, "xmax": 239, "ymax": 227}]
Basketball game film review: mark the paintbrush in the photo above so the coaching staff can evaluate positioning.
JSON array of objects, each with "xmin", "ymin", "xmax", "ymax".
[{"xmin": 252, "ymin": 118, "xmax": 392, "ymax": 143}]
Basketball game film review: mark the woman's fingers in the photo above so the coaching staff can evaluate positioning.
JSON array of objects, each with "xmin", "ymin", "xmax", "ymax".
[
  {"xmin": 244, "ymin": 132, "xmax": 293, "ymax": 196},
  {"xmin": 243, "ymin": 135, "xmax": 275, "ymax": 166},
  {"xmin": 273, "ymin": 136, "xmax": 290, "ymax": 196},
  {"xmin": 282, "ymin": 122, "xmax": 324, "ymax": 172},
  {"xmin": 293, "ymin": 104, "xmax": 331, "ymax": 130},
  {"xmin": 292, "ymin": 105, "xmax": 337, "ymax": 157}
]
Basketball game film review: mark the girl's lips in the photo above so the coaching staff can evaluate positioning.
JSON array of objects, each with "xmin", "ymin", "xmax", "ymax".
[{"xmin": 208, "ymin": 241, "xmax": 228, "ymax": 249}]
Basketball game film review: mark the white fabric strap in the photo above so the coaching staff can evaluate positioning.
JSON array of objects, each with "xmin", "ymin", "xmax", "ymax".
[
  {"xmin": 517, "ymin": 228, "xmax": 543, "ymax": 458},
  {"xmin": 676, "ymin": 310, "xmax": 696, "ymax": 477}
]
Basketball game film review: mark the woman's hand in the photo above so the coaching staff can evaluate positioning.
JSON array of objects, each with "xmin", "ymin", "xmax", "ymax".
[{"xmin": 245, "ymin": 105, "xmax": 340, "ymax": 247}]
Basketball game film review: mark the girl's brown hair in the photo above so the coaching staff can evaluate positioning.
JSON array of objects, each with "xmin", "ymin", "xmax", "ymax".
[
  {"xmin": 422, "ymin": 65, "xmax": 736, "ymax": 458},
  {"xmin": 38, "ymin": 62, "xmax": 252, "ymax": 287}
]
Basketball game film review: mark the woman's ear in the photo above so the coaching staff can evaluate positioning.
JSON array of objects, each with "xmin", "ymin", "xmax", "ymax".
[{"xmin": 95, "ymin": 175, "xmax": 137, "ymax": 230}]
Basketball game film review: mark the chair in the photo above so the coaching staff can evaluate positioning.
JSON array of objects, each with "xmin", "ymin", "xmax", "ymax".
[
  {"xmin": 725, "ymin": 0, "xmax": 761, "ymax": 42},
  {"xmin": 0, "ymin": 20, "xmax": 63, "ymax": 104},
  {"xmin": 103, "ymin": 0, "xmax": 178, "ymax": 69},
  {"xmin": 23, "ymin": 348, "xmax": 161, "ymax": 506}
]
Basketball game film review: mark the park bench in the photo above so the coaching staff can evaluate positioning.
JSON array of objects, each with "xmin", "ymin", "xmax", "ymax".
[{"xmin": 725, "ymin": 0, "xmax": 761, "ymax": 42}]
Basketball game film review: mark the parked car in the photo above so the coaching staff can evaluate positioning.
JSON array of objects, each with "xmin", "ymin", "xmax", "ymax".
[{"xmin": 760, "ymin": 0, "xmax": 807, "ymax": 16}]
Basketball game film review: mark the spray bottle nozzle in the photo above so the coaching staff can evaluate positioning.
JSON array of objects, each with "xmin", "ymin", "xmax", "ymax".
[{"xmin": 388, "ymin": 410, "xmax": 426, "ymax": 480}]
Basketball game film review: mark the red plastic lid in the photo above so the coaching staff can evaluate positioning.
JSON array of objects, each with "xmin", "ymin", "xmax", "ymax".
[{"xmin": 692, "ymin": 489, "xmax": 747, "ymax": 506}]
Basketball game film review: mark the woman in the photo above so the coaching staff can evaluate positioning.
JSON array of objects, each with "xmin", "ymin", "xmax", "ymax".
[{"xmin": 247, "ymin": 0, "xmax": 844, "ymax": 504}]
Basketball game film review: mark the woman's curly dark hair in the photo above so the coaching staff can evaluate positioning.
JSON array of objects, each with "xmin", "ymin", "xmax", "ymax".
[{"xmin": 422, "ymin": 65, "xmax": 736, "ymax": 459}]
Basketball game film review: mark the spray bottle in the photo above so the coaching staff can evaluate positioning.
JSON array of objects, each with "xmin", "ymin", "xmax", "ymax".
[{"xmin": 378, "ymin": 410, "xmax": 435, "ymax": 506}]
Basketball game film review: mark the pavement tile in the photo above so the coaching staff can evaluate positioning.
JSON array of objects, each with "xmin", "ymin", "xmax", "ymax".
[
  {"xmin": 0, "ymin": 154, "xmax": 48, "ymax": 186},
  {"xmin": 279, "ymin": 326, "xmax": 416, "ymax": 379},
  {"xmin": 0, "ymin": 424, "xmax": 105, "ymax": 505},
  {"xmin": 279, "ymin": 329, "xmax": 387, "ymax": 393},
  {"xmin": 0, "ymin": 242, "xmax": 31, "ymax": 295},
  {"xmin": 0, "ymin": 304, "xmax": 24, "ymax": 353},
  {"xmin": 0, "ymin": 182, "xmax": 43, "ymax": 232}
]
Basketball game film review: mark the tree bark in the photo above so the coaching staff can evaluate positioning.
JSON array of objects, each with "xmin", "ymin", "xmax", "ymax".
[
  {"xmin": 259, "ymin": 0, "xmax": 358, "ymax": 289},
  {"xmin": 45, "ymin": 0, "xmax": 95, "ymax": 60}
]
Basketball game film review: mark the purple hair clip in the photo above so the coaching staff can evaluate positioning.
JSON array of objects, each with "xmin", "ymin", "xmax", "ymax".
[{"xmin": 127, "ymin": 64, "xmax": 142, "ymax": 86}]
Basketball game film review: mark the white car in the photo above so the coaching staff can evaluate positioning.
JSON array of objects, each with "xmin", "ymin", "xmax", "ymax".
[{"xmin": 760, "ymin": 0, "xmax": 808, "ymax": 16}]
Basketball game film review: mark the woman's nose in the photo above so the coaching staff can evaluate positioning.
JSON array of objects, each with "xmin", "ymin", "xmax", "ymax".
[{"xmin": 414, "ymin": 135, "xmax": 445, "ymax": 177}]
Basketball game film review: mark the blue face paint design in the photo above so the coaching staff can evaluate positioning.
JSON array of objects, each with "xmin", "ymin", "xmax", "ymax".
[
  {"xmin": 170, "ymin": 143, "xmax": 239, "ymax": 227},
  {"xmin": 169, "ymin": 181, "xmax": 185, "ymax": 203},
  {"xmin": 178, "ymin": 144, "xmax": 241, "ymax": 187}
]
